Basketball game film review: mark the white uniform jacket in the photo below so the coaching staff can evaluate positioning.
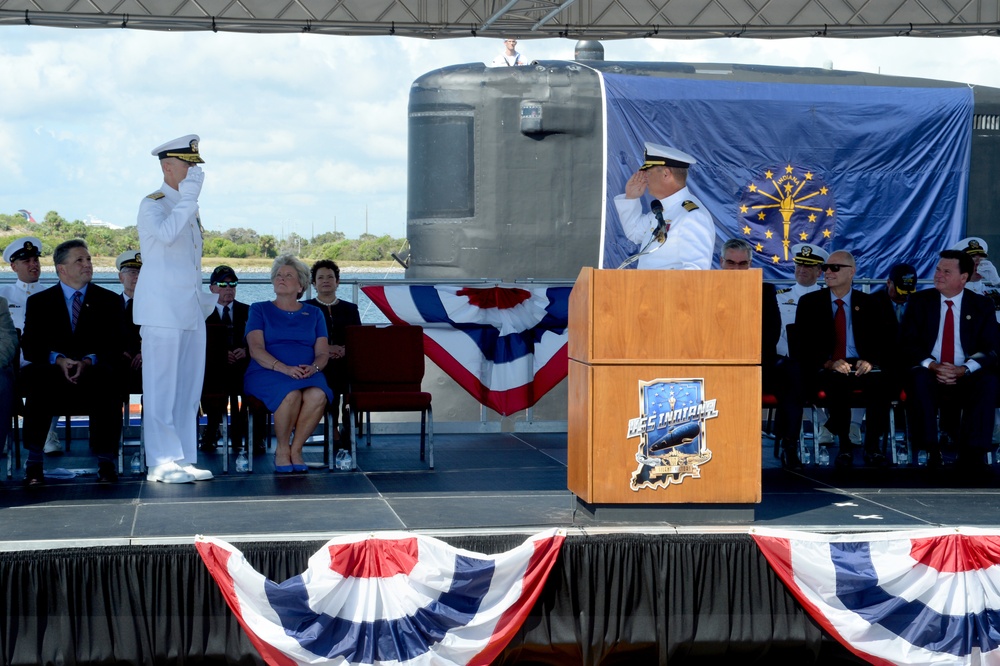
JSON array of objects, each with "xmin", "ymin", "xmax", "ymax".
[
  {"xmin": 775, "ymin": 282, "xmax": 822, "ymax": 357},
  {"xmin": 0, "ymin": 279, "xmax": 44, "ymax": 333},
  {"xmin": 0, "ymin": 279, "xmax": 45, "ymax": 367},
  {"xmin": 614, "ymin": 186, "xmax": 715, "ymax": 270},
  {"xmin": 134, "ymin": 182, "xmax": 218, "ymax": 330}
]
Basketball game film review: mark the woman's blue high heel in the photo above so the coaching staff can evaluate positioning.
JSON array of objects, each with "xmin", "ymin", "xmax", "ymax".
[
  {"xmin": 292, "ymin": 464, "xmax": 309, "ymax": 473},
  {"xmin": 274, "ymin": 455, "xmax": 294, "ymax": 474}
]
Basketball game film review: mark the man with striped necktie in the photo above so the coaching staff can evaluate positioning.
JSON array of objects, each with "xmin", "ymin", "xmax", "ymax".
[{"xmin": 20, "ymin": 239, "xmax": 124, "ymax": 485}]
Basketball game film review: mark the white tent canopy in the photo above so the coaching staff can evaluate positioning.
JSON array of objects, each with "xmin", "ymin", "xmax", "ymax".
[{"xmin": 0, "ymin": 0, "xmax": 998, "ymax": 40}]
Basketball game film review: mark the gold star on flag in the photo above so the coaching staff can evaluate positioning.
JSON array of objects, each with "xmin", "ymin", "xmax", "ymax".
[
  {"xmin": 755, "ymin": 243, "xmax": 763, "ymax": 252},
  {"xmin": 823, "ymin": 229, "xmax": 832, "ymax": 238},
  {"xmin": 808, "ymin": 213, "xmax": 817, "ymax": 223},
  {"xmin": 805, "ymin": 172, "xmax": 813, "ymax": 180},
  {"xmin": 764, "ymin": 170, "xmax": 773, "ymax": 179},
  {"xmin": 740, "ymin": 205, "xmax": 748, "ymax": 214},
  {"xmin": 757, "ymin": 211, "xmax": 766, "ymax": 220},
  {"xmin": 799, "ymin": 231, "xmax": 808, "ymax": 240},
  {"xmin": 748, "ymin": 183, "xmax": 757, "ymax": 193},
  {"xmin": 742, "ymin": 225, "xmax": 751, "ymax": 235},
  {"xmin": 764, "ymin": 229, "xmax": 773, "ymax": 239},
  {"xmin": 826, "ymin": 208, "xmax": 835, "ymax": 216},
  {"xmin": 785, "ymin": 165, "xmax": 793, "ymax": 174},
  {"xmin": 820, "ymin": 186, "xmax": 828, "ymax": 195},
  {"xmin": 772, "ymin": 255, "xmax": 780, "ymax": 263}
]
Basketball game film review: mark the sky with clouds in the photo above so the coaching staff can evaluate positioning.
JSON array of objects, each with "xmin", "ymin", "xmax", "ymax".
[{"xmin": 1, "ymin": 26, "xmax": 998, "ymax": 241}]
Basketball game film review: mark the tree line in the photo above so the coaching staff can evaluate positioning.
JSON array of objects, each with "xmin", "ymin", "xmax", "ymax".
[{"xmin": 0, "ymin": 211, "xmax": 406, "ymax": 262}]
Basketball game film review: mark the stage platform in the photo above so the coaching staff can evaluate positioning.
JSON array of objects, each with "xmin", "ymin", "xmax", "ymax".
[
  {"xmin": 2, "ymin": 430, "xmax": 1000, "ymax": 548},
  {"xmin": 2, "ymin": 430, "xmax": 998, "ymax": 665}
]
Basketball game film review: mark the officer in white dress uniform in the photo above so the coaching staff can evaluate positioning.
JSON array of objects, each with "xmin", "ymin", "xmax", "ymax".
[
  {"xmin": 952, "ymin": 237, "xmax": 1000, "ymax": 310},
  {"xmin": 0, "ymin": 237, "xmax": 63, "ymax": 454},
  {"xmin": 775, "ymin": 243, "xmax": 829, "ymax": 357},
  {"xmin": 135, "ymin": 134, "xmax": 218, "ymax": 483},
  {"xmin": 613, "ymin": 142, "xmax": 716, "ymax": 270}
]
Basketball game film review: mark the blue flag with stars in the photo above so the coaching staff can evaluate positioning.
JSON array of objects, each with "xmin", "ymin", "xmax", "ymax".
[{"xmin": 601, "ymin": 74, "xmax": 973, "ymax": 279}]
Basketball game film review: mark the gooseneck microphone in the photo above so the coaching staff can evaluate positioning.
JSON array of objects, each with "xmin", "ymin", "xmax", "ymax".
[
  {"xmin": 650, "ymin": 199, "xmax": 667, "ymax": 243},
  {"xmin": 617, "ymin": 199, "xmax": 669, "ymax": 269}
]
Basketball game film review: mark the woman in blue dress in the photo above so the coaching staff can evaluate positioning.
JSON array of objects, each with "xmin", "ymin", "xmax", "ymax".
[{"xmin": 244, "ymin": 255, "xmax": 332, "ymax": 473}]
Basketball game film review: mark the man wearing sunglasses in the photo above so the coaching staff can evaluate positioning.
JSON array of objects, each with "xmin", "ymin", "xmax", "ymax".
[
  {"xmin": 901, "ymin": 249, "xmax": 999, "ymax": 471},
  {"xmin": 201, "ymin": 266, "xmax": 254, "ymax": 454},
  {"xmin": 794, "ymin": 250, "xmax": 895, "ymax": 468},
  {"xmin": 116, "ymin": 250, "xmax": 143, "ymax": 396}
]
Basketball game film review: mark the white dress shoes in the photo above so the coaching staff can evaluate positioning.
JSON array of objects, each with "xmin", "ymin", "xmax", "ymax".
[
  {"xmin": 146, "ymin": 462, "xmax": 196, "ymax": 484},
  {"xmin": 181, "ymin": 465, "xmax": 214, "ymax": 481}
]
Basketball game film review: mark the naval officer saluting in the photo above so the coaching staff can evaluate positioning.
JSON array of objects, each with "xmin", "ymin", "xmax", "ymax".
[
  {"xmin": 614, "ymin": 142, "xmax": 716, "ymax": 270},
  {"xmin": 135, "ymin": 134, "xmax": 218, "ymax": 483}
]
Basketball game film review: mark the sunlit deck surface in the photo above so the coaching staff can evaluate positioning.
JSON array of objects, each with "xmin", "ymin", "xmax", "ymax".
[{"xmin": 3, "ymin": 425, "xmax": 999, "ymax": 551}]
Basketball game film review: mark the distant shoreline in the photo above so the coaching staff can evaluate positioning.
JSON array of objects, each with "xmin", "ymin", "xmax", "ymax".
[{"xmin": 15, "ymin": 261, "xmax": 404, "ymax": 275}]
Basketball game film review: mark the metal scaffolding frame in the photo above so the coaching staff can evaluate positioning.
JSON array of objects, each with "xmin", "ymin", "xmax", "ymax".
[{"xmin": 0, "ymin": 0, "xmax": 998, "ymax": 40}]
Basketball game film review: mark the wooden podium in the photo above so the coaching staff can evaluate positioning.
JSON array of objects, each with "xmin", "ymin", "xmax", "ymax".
[{"xmin": 568, "ymin": 268, "xmax": 762, "ymax": 515}]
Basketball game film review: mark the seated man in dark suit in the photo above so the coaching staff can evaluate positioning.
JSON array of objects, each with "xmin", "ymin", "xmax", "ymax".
[
  {"xmin": 116, "ymin": 250, "xmax": 143, "ymax": 394},
  {"xmin": 200, "ymin": 266, "xmax": 262, "ymax": 453},
  {"xmin": 719, "ymin": 239, "xmax": 804, "ymax": 468},
  {"xmin": 793, "ymin": 249, "xmax": 895, "ymax": 467},
  {"xmin": 20, "ymin": 239, "xmax": 124, "ymax": 485},
  {"xmin": 901, "ymin": 249, "xmax": 999, "ymax": 469},
  {"xmin": 870, "ymin": 262, "xmax": 918, "ymax": 326}
]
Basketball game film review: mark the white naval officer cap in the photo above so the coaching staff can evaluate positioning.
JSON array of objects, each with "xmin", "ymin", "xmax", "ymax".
[
  {"xmin": 640, "ymin": 142, "xmax": 697, "ymax": 170},
  {"xmin": 790, "ymin": 243, "xmax": 829, "ymax": 266},
  {"xmin": 116, "ymin": 250, "xmax": 142, "ymax": 271},
  {"xmin": 151, "ymin": 134, "xmax": 205, "ymax": 164},
  {"xmin": 3, "ymin": 236, "xmax": 42, "ymax": 263},
  {"xmin": 951, "ymin": 236, "xmax": 988, "ymax": 256}
]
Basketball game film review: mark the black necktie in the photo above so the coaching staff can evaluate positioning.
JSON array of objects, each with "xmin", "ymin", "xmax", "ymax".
[{"xmin": 222, "ymin": 306, "xmax": 233, "ymax": 347}]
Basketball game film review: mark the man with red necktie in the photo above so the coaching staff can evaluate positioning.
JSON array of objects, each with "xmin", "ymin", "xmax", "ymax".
[
  {"xmin": 901, "ymin": 249, "xmax": 999, "ymax": 470},
  {"xmin": 794, "ymin": 250, "xmax": 896, "ymax": 468}
]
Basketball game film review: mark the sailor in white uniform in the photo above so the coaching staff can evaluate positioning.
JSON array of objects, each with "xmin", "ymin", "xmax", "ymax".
[
  {"xmin": 614, "ymin": 142, "xmax": 716, "ymax": 270},
  {"xmin": 952, "ymin": 237, "xmax": 1000, "ymax": 313},
  {"xmin": 135, "ymin": 134, "xmax": 218, "ymax": 484},
  {"xmin": 775, "ymin": 243, "xmax": 829, "ymax": 357},
  {"xmin": 0, "ymin": 237, "xmax": 44, "ymax": 349},
  {"xmin": 0, "ymin": 236, "xmax": 63, "ymax": 454}
]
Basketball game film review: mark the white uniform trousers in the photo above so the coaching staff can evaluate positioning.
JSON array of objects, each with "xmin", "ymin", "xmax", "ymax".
[{"xmin": 141, "ymin": 323, "xmax": 206, "ymax": 467}]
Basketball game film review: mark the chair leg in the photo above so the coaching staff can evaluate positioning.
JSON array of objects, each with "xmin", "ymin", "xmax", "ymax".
[
  {"xmin": 365, "ymin": 412, "xmax": 372, "ymax": 448},
  {"xmin": 222, "ymin": 397, "xmax": 230, "ymax": 474},
  {"xmin": 419, "ymin": 411, "xmax": 426, "ymax": 462},
  {"xmin": 427, "ymin": 405, "xmax": 434, "ymax": 470}
]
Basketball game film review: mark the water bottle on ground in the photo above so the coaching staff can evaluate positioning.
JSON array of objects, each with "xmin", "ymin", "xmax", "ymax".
[
  {"xmin": 801, "ymin": 447, "xmax": 811, "ymax": 465},
  {"xmin": 335, "ymin": 449, "xmax": 352, "ymax": 471},
  {"xmin": 235, "ymin": 450, "xmax": 249, "ymax": 473},
  {"xmin": 130, "ymin": 452, "xmax": 142, "ymax": 476},
  {"xmin": 817, "ymin": 447, "xmax": 830, "ymax": 467},
  {"xmin": 917, "ymin": 450, "xmax": 928, "ymax": 466},
  {"xmin": 897, "ymin": 447, "xmax": 909, "ymax": 466}
]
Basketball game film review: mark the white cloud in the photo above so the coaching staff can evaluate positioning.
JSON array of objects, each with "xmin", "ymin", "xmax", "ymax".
[{"xmin": 1, "ymin": 26, "xmax": 998, "ymax": 239}]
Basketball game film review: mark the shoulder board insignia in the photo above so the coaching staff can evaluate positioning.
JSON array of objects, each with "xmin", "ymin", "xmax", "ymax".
[
  {"xmin": 146, "ymin": 191, "xmax": 165, "ymax": 200},
  {"xmin": 775, "ymin": 287, "xmax": 792, "ymax": 295},
  {"xmin": 682, "ymin": 200, "xmax": 699, "ymax": 212}
]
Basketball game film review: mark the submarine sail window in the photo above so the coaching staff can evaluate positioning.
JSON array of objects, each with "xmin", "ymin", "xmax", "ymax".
[{"xmin": 408, "ymin": 111, "xmax": 474, "ymax": 219}]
